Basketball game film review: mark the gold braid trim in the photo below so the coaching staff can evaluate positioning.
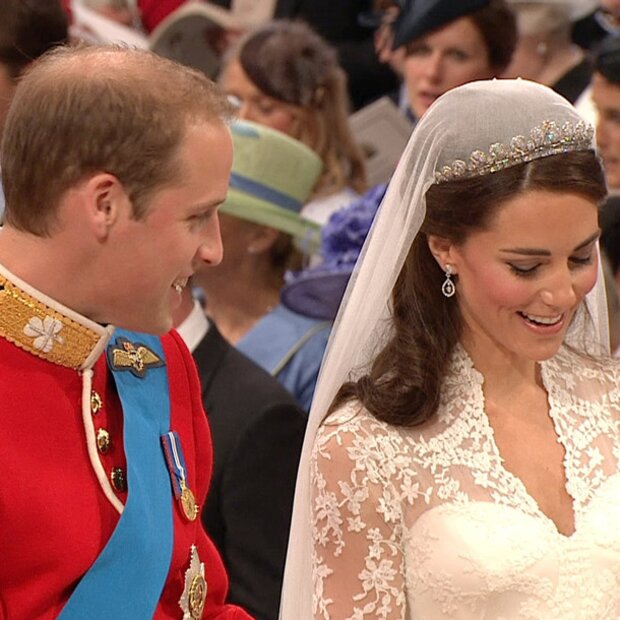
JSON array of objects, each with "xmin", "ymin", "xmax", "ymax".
[{"xmin": 0, "ymin": 275, "xmax": 104, "ymax": 369}]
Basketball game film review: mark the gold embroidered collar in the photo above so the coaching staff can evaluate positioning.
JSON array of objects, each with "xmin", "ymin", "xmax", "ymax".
[{"xmin": 0, "ymin": 263, "xmax": 114, "ymax": 370}]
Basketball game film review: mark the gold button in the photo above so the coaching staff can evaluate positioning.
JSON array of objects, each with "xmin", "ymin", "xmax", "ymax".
[
  {"xmin": 91, "ymin": 390, "xmax": 103, "ymax": 415},
  {"xmin": 110, "ymin": 467, "xmax": 127, "ymax": 493},
  {"xmin": 96, "ymin": 428, "xmax": 111, "ymax": 454}
]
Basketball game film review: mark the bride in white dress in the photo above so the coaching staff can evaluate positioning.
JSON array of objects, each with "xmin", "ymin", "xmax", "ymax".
[{"xmin": 279, "ymin": 78, "xmax": 620, "ymax": 619}]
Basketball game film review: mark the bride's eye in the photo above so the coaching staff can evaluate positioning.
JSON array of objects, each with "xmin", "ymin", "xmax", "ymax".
[{"xmin": 507, "ymin": 263, "xmax": 540, "ymax": 277}]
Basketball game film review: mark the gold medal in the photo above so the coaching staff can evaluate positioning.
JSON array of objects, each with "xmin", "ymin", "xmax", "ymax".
[
  {"xmin": 180, "ymin": 479, "xmax": 199, "ymax": 521},
  {"xmin": 180, "ymin": 545, "xmax": 207, "ymax": 620}
]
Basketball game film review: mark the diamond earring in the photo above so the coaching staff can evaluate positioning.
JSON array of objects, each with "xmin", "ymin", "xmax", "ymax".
[{"xmin": 442, "ymin": 265, "xmax": 456, "ymax": 298}]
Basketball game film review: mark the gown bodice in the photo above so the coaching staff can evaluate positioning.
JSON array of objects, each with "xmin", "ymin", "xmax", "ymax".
[{"xmin": 311, "ymin": 345, "xmax": 620, "ymax": 619}]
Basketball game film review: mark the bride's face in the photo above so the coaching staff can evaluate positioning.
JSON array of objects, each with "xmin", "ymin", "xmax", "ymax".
[{"xmin": 434, "ymin": 189, "xmax": 600, "ymax": 365}]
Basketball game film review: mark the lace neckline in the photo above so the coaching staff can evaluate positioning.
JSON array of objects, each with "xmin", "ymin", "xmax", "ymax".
[
  {"xmin": 444, "ymin": 344, "xmax": 601, "ymax": 538},
  {"xmin": 309, "ymin": 343, "xmax": 620, "ymax": 619}
]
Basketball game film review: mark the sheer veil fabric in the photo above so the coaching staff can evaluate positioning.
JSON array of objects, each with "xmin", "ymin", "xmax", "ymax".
[{"xmin": 279, "ymin": 78, "xmax": 609, "ymax": 619}]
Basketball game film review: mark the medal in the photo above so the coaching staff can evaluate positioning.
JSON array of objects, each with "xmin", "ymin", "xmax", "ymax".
[
  {"xmin": 161, "ymin": 431, "xmax": 199, "ymax": 521},
  {"xmin": 180, "ymin": 480, "xmax": 199, "ymax": 521},
  {"xmin": 179, "ymin": 545, "xmax": 207, "ymax": 620}
]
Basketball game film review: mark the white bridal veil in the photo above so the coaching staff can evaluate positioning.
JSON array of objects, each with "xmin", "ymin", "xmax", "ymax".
[{"xmin": 279, "ymin": 79, "xmax": 609, "ymax": 619}]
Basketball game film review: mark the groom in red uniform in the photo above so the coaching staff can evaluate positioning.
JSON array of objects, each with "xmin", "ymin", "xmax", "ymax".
[{"xmin": 0, "ymin": 45, "xmax": 252, "ymax": 620}]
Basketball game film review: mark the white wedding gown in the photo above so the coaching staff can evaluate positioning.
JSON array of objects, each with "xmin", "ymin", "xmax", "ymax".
[{"xmin": 311, "ymin": 345, "xmax": 620, "ymax": 619}]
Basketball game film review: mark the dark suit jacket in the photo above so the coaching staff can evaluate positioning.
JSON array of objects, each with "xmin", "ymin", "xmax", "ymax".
[
  {"xmin": 572, "ymin": 11, "xmax": 607, "ymax": 51},
  {"xmin": 193, "ymin": 321, "xmax": 306, "ymax": 620}
]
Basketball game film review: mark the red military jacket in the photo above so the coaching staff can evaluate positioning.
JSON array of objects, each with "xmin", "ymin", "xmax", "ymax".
[{"xmin": 0, "ymin": 266, "xmax": 252, "ymax": 620}]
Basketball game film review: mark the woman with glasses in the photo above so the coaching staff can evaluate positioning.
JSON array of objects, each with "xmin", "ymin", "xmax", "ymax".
[{"xmin": 219, "ymin": 19, "xmax": 367, "ymax": 226}]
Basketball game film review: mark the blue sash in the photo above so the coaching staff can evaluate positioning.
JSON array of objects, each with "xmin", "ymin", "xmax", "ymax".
[{"xmin": 59, "ymin": 330, "xmax": 173, "ymax": 620}]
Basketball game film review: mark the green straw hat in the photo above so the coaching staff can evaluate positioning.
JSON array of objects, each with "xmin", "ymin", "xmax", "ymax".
[{"xmin": 220, "ymin": 120, "xmax": 324, "ymax": 250}]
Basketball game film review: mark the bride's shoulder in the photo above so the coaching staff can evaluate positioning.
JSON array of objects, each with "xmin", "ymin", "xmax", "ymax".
[
  {"xmin": 320, "ymin": 399, "xmax": 394, "ymax": 432},
  {"xmin": 315, "ymin": 399, "xmax": 412, "ymax": 453},
  {"xmin": 553, "ymin": 346, "xmax": 620, "ymax": 373},
  {"xmin": 547, "ymin": 346, "xmax": 620, "ymax": 392},
  {"xmin": 313, "ymin": 400, "xmax": 417, "ymax": 486}
]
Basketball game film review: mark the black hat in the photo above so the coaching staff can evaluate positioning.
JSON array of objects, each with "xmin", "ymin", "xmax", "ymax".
[
  {"xmin": 595, "ymin": 34, "xmax": 620, "ymax": 85},
  {"xmin": 392, "ymin": 0, "xmax": 490, "ymax": 48}
]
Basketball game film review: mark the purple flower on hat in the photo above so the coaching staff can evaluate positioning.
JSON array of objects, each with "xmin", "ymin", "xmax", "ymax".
[
  {"xmin": 319, "ymin": 183, "xmax": 386, "ymax": 272},
  {"xmin": 282, "ymin": 183, "xmax": 386, "ymax": 320}
]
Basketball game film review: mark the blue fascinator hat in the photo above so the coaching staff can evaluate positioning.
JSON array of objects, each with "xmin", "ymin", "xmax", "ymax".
[
  {"xmin": 392, "ymin": 0, "xmax": 490, "ymax": 48},
  {"xmin": 281, "ymin": 184, "xmax": 386, "ymax": 320}
]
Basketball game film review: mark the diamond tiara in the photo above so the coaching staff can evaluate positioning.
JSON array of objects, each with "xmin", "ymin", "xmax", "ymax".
[{"xmin": 434, "ymin": 119, "xmax": 594, "ymax": 184}]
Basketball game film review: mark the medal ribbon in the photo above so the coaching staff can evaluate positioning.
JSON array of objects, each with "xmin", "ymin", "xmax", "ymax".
[
  {"xmin": 161, "ymin": 430, "xmax": 189, "ymax": 499},
  {"xmin": 59, "ymin": 330, "xmax": 173, "ymax": 620}
]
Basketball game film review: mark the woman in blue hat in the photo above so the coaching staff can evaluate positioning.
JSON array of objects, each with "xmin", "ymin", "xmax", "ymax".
[{"xmin": 377, "ymin": 0, "xmax": 516, "ymax": 123}]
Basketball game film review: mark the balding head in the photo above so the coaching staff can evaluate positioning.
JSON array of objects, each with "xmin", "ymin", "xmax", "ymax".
[{"xmin": 1, "ymin": 45, "xmax": 234, "ymax": 236}]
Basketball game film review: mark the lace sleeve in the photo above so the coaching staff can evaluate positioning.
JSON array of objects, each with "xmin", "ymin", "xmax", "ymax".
[{"xmin": 311, "ymin": 409, "xmax": 408, "ymax": 619}]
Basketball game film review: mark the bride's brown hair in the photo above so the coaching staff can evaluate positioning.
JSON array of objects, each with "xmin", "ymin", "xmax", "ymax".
[{"xmin": 332, "ymin": 150, "xmax": 606, "ymax": 426}]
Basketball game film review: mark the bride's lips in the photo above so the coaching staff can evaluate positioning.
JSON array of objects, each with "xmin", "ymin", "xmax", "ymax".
[{"xmin": 517, "ymin": 310, "xmax": 566, "ymax": 335}]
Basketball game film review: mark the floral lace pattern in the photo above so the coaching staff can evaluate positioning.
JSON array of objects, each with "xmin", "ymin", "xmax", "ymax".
[{"xmin": 311, "ymin": 346, "xmax": 620, "ymax": 619}]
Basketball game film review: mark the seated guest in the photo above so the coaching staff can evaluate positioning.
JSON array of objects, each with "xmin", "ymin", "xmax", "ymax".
[
  {"xmin": 195, "ymin": 120, "xmax": 331, "ymax": 412},
  {"xmin": 503, "ymin": 0, "xmax": 596, "ymax": 103},
  {"xmin": 282, "ymin": 184, "xmax": 384, "ymax": 322},
  {"xmin": 587, "ymin": 35, "xmax": 620, "ymax": 354},
  {"xmin": 173, "ymin": 285, "xmax": 305, "ymax": 620},
  {"xmin": 333, "ymin": 0, "xmax": 517, "ymax": 244},
  {"xmin": 573, "ymin": 0, "xmax": 620, "ymax": 51},
  {"xmin": 592, "ymin": 34, "xmax": 620, "ymax": 190},
  {"xmin": 601, "ymin": 199, "xmax": 620, "ymax": 289},
  {"xmin": 77, "ymin": 0, "xmax": 399, "ymax": 109},
  {"xmin": 375, "ymin": 0, "xmax": 516, "ymax": 124},
  {"xmin": 219, "ymin": 20, "xmax": 368, "ymax": 225}
]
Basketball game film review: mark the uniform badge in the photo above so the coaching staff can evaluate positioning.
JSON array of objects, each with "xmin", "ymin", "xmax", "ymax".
[
  {"xmin": 179, "ymin": 545, "xmax": 207, "ymax": 620},
  {"xmin": 161, "ymin": 431, "xmax": 199, "ymax": 521},
  {"xmin": 107, "ymin": 337, "xmax": 164, "ymax": 378}
]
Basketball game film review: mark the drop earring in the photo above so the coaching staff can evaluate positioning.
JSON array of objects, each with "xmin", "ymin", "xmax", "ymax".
[{"xmin": 442, "ymin": 265, "xmax": 456, "ymax": 298}]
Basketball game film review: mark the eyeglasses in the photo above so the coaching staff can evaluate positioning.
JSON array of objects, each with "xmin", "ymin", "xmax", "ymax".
[{"xmin": 225, "ymin": 93, "xmax": 301, "ymax": 123}]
